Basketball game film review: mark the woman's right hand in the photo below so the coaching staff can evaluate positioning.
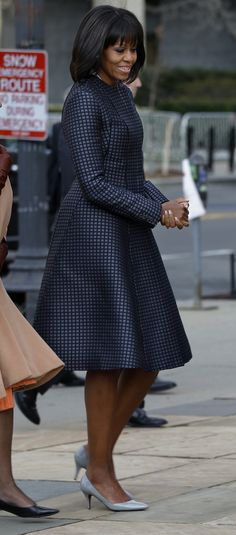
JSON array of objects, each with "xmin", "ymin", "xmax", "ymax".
[{"xmin": 161, "ymin": 198, "xmax": 189, "ymax": 229}]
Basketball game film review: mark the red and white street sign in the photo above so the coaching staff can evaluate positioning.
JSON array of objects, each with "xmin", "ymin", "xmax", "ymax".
[{"xmin": 0, "ymin": 49, "xmax": 48, "ymax": 140}]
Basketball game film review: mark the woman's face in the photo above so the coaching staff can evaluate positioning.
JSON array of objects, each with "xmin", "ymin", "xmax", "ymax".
[{"xmin": 98, "ymin": 40, "xmax": 137, "ymax": 85}]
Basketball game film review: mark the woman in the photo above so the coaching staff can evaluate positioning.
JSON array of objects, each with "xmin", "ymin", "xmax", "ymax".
[
  {"xmin": 0, "ymin": 141, "xmax": 64, "ymax": 517},
  {"xmin": 34, "ymin": 5, "xmax": 192, "ymax": 511}
]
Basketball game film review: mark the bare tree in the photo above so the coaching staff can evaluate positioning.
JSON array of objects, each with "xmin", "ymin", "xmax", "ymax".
[
  {"xmin": 147, "ymin": 0, "xmax": 236, "ymax": 108},
  {"xmin": 147, "ymin": 0, "xmax": 236, "ymax": 38}
]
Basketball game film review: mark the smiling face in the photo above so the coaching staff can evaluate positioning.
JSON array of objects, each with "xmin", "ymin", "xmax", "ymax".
[{"xmin": 98, "ymin": 40, "xmax": 137, "ymax": 85}]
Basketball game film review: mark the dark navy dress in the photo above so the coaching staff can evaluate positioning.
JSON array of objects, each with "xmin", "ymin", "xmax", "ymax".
[{"xmin": 34, "ymin": 75, "xmax": 192, "ymax": 371}]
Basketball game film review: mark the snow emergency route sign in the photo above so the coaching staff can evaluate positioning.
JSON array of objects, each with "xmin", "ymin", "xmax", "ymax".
[{"xmin": 0, "ymin": 49, "xmax": 48, "ymax": 140}]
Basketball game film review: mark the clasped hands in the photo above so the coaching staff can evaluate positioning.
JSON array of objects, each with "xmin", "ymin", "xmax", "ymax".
[{"xmin": 161, "ymin": 197, "xmax": 189, "ymax": 229}]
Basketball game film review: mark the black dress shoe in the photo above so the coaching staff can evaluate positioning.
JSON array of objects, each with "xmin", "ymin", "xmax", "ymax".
[
  {"xmin": 149, "ymin": 377, "xmax": 177, "ymax": 393},
  {"xmin": 14, "ymin": 390, "xmax": 40, "ymax": 425},
  {"xmin": 127, "ymin": 408, "xmax": 168, "ymax": 428},
  {"xmin": 59, "ymin": 371, "xmax": 85, "ymax": 387},
  {"xmin": 0, "ymin": 499, "xmax": 59, "ymax": 517}
]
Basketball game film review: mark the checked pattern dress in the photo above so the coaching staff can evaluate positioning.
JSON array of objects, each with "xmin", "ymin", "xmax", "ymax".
[{"xmin": 34, "ymin": 75, "xmax": 192, "ymax": 371}]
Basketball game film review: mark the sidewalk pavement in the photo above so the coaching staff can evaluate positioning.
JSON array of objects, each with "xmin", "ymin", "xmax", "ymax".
[{"xmin": 1, "ymin": 299, "xmax": 236, "ymax": 535}]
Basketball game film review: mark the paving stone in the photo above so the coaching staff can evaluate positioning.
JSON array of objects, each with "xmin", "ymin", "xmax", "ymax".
[
  {"xmin": 190, "ymin": 415, "xmax": 236, "ymax": 428},
  {"xmin": 205, "ymin": 513, "xmax": 236, "ymax": 526},
  {"xmin": 17, "ymin": 480, "xmax": 193, "ymax": 513},
  {"xmin": 40, "ymin": 428, "xmax": 172, "ymax": 455},
  {"xmin": 12, "ymin": 427, "xmax": 87, "ymax": 452},
  {"xmin": 123, "ymin": 458, "xmax": 236, "ymax": 492},
  {"xmin": 12, "ymin": 450, "xmax": 189, "ymax": 482},
  {"xmin": 25, "ymin": 520, "xmax": 236, "ymax": 535},
  {"xmin": 37, "ymin": 490, "xmax": 112, "ymax": 521},
  {"xmin": 122, "ymin": 426, "xmax": 236, "ymax": 458},
  {"xmin": 13, "ymin": 480, "xmax": 80, "ymax": 502},
  {"xmin": 106, "ymin": 481, "xmax": 236, "ymax": 524},
  {"xmin": 113, "ymin": 427, "xmax": 214, "ymax": 454},
  {"xmin": 0, "ymin": 516, "xmax": 75, "ymax": 535},
  {"xmin": 119, "ymin": 481, "xmax": 192, "ymax": 503},
  {"xmin": 148, "ymin": 414, "xmax": 210, "ymax": 427},
  {"xmin": 12, "ymin": 450, "xmax": 78, "ymax": 482}
]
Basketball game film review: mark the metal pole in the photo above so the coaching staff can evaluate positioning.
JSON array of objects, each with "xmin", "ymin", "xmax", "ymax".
[
  {"xmin": 4, "ymin": 0, "xmax": 47, "ymax": 322},
  {"xmin": 229, "ymin": 126, "xmax": 235, "ymax": 173},
  {"xmin": 207, "ymin": 126, "xmax": 214, "ymax": 172},
  {"xmin": 230, "ymin": 253, "xmax": 236, "ymax": 297},
  {"xmin": 192, "ymin": 217, "xmax": 202, "ymax": 309}
]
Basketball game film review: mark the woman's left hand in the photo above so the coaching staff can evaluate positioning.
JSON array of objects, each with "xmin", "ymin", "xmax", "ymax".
[{"xmin": 161, "ymin": 198, "xmax": 189, "ymax": 229}]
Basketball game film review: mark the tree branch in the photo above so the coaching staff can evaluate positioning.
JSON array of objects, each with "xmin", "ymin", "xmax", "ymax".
[{"xmin": 147, "ymin": 0, "xmax": 236, "ymax": 40}]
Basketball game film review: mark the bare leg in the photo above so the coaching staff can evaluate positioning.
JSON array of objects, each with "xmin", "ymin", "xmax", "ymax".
[
  {"xmin": 85, "ymin": 369, "xmax": 129, "ymax": 503},
  {"xmin": 0, "ymin": 408, "xmax": 34, "ymax": 506},
  {"xmin": 111, "ymin": 368, "xmax": 158, "ymax": 450},
  {"xmin": 84, "ymin": 368, "xmax": 158, "ymax": 503}
]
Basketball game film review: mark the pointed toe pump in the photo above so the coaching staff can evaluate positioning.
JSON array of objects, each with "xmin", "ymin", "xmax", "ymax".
[
  {"xmin": 80, "ymin": 474, "xmax": 148, "ymax": 512},
  {"xmin": 0, "ymin": 499, "xmax": 59, "ymax": 518}
]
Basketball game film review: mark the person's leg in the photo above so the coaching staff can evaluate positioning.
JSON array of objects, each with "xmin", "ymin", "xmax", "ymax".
[
  {"xmin": 149, "ymin": 376, "xmax": 177, "ymax": 392},
  {"xmin": 0, "ymin": 408, "xmax": 34, "ymax": 506},
  {"xmin": 85, "ymin": 369, "xmax": 130, "ymax": 503},
  {"xmin": 15, "ymin": 370, "xmax": 85, "ymax": 425},
  {"xmin": 110, "ymin": 368, "xmax": 158, "ymax": 450},
  {"xmin": 84, "ymin": 368, "xmax": 158, "ymax": 503},
  {"xmin": 15, "ymin": 374, "xmax": 62, "ymax": 425},
  {"xmin": 128, "ymin": 393, "xmax": 168, "ymax": 428}
]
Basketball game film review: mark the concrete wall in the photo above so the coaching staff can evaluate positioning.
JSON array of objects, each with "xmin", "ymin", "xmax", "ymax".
[{"xmin": 45, "ymin": 0, "xmax": 91, "ymax": 103}]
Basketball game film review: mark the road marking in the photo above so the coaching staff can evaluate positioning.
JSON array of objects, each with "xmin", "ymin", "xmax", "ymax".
[{"xmin": 202, "ymin": 212, "xmax": 236, "ymax": 221}]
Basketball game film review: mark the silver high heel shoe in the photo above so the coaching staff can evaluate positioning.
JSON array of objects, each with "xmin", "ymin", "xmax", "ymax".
[
  {"xmin": 80, "ymin": 474, "xmax": 148, "ymax": 512},
  {"xmin": 74, "ymin": 445, "xmax": 88, "ymax": 480},
  {"xmin": 74, "ymin": 446, "xmax": 133, "ymax": 499}
]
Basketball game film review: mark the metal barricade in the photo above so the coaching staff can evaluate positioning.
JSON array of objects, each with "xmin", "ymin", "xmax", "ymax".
[
  {"xmin": 180, "ymin": 112, "xmax": 236, "ymax": 173},
  {"xmin": 139, "ymin": 110, "xmax": 236, "ymax": 176},
  {"xmin": 139, "ymin": 109, "xmax": 182, "ymax": 175}
]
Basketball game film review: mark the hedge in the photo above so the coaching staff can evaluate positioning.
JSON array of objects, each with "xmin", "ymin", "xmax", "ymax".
[{"xmin": 135, "ymin": 67, "xmax": 236, "ymax": 112}]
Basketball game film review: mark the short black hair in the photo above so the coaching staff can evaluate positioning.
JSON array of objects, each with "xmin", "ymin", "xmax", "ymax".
[{"xmin": 70, "ymin": 5, "xmax": 145, "ymax": 83}]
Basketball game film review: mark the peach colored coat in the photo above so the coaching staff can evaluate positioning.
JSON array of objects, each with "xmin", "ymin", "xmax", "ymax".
[{"xmin": 0, "ymin": 178, "xmax": 64, "ymax": 401}]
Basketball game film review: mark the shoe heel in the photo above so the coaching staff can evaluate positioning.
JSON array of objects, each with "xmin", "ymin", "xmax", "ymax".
[
  {"xmin": 82, "ymin": 491, "xmax": 92, "ymax": 510},
  {"xmin": 74, "ymin": 456, "xmax": 82, "ymax": 481},
  {"xmin": 74, "ymin": 464, "xmax": 80, "ymax": 481}
]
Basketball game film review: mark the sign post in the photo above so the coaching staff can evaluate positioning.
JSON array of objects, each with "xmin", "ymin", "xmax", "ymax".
[
  {"xmin": 0, "ymin": 49, "xmax": 48, "ymax": 140},
  {"xmin": 182, "ymin": 158, "xmax": 206, "ymax": 309},
  {"xmin": 2, "ymin": 0, "xmax": 48, "ymax": 322}
]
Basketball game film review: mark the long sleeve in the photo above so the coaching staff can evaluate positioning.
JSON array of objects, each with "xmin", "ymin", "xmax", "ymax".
[
  {"xmin": 144, "ymin": 180, "xmax": 169, "ymax": 205},
  {"xmin": 62, "ymin": 88, "xmax": 166, "ymax": 227}
]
